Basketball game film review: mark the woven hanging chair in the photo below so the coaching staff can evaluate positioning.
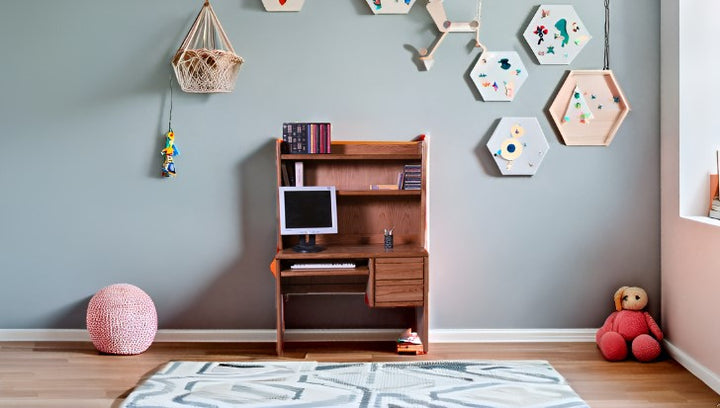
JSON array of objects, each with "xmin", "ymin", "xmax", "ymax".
[{"xmin": 172, "ymin": 0, "xmax": 244, "ymax": 93}]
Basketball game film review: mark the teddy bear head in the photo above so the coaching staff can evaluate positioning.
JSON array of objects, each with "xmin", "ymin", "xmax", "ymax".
[{"xmin": 613, "ymin": 286, "xmax": 648, "ymax": 311}]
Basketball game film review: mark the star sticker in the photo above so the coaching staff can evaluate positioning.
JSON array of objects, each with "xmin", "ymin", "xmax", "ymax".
[{"xmin": 546, "ymin": 46, "xmax": 555, "ymax": 54}]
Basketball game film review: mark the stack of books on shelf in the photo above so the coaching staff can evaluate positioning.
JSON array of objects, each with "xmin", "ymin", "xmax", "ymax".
[
  {"xmin": 282, "ymin": 122, "xmax": 332, "ymax": 154},
  {"xmin": 710, "ymin": 198, "xmax": 720, "ymax": 220},
  {"xmin": 401, "ymin": 164, "xmax": 422, "ymax": 190},
  {"xmin": 709, "ymin": 172, "xmax": 719, "ymax": 220},
  {"xmin": 396, "ymin": 328, "xmax": 424, "ymax": 355}
]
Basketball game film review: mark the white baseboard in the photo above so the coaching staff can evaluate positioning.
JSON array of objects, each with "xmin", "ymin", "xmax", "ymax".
[
  {"xmin": 430, "ymin": 329, "xmax": 597, "ymax": 343},
  {"xmin": 0, "ymin": 329, "xmax": 91, "ymax": 342},
  {"xmin": 155, "ymin": 329, "xmax": 405, "ymax": 343},
  {"xmin": 0, "ymin": 329, "xmax": 402, "ymax": 343},
  {"xmin": 664, "ymin": 340, "xmax": 720, "ymax": 395},
  {"xmin": 0, "ymin": 328, "xmax": 596, "ymax": 343}
]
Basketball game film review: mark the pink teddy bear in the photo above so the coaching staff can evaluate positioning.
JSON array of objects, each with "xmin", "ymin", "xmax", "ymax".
[{"xmin": 596, "ymin": 286, "xmax": 663, "ymax": 362}]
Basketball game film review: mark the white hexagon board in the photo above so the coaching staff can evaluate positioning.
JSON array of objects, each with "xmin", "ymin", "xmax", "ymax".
[
  {"xmin": 262, "ymin": 0, "xmax": 305, "ymax": 12},
  {"xmin": 487, "ymin": 117, "xmax": 549, "ymax": 176},
  {"xmin": 522, "ymin": 5, "xmax": 591, "ymax": 65},
  {"xmin": 470, "ymin": 51, "xmax": 528, "ymax": 102},
  {"xmin": 365, "ymin": 0, "xmax": 417, "ymax": 14}
]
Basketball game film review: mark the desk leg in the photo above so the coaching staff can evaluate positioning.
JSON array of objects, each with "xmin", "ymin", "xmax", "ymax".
[
  {"xmin": 275, "ymin": 261, "xmax": 284, "ymax": 355},
  {"xmin": 416, "ymin": 305, "xmax": 429, "ymax": 354},
  {"xmin": 417, "ymin": 256, "xmax": 429, "ymax": 353}
]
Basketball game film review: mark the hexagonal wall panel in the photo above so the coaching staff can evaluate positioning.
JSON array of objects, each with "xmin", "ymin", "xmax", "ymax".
[
  {"xmin": 548, "ymin": 70, "xmax": 631, "ymax": 146},
  {"xmin": 522, "ymin": 5, "xmax": 591, "ymax": 65},
  {"xmin": 365, "ymin": 0, "xmax": 417, "ymax": 14},
  {"xmin": 487, "ymin": 117, "xmax": 549, "ymax": 176},
  {"xmin": 262, "ymin": 0, "xmax": 305, "ymax": 12},
  {"xmin": 470, "ymin": 51, "xmax": 528, "ymax": 102}
]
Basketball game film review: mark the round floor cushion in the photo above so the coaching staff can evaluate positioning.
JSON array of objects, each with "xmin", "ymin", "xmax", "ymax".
[{"xmin": 86, "ymin": 283, "xmax": 157, "ymax": 355}]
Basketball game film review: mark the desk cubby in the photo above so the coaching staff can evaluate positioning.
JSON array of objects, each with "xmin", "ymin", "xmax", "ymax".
[{"xmin": 272, "ymin": 139, "xmax": 429, "ymax": 354}]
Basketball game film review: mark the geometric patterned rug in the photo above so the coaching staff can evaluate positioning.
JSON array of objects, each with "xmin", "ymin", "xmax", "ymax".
[{"xmin": 120, "ymin": 360, "xmax": 589, "ymax": 408}]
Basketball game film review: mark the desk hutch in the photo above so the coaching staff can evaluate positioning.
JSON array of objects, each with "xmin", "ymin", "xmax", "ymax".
[{"xmin": 271, "ymin": 138, "xmax": 429, "ymax": 355}]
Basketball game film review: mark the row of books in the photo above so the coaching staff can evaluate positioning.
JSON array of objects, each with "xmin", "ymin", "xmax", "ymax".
[
  {"xmin": 710, "ymin": 198, "xmax": 720, "ymax": 220},
  {"xmin": 711, "ymin": 152, "xmax": 720, "ymax": 220},
  {"xmin": 401, "ymin": 164, "xmax": 421, "ymax": 190},
  {"xmin": 281, "ymin": 162, "xmax": 303, "ymax": 186},
  {"xmin": 282, "ymin": 122, "xmax": 332, "ymax": 154},
  {"xmin": 368, "ymin": 165, "xmax": 423, "ymax": 191}
]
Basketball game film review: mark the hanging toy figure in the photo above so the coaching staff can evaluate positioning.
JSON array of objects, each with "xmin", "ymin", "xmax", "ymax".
[
  {"xmin": 161, "ymin": 131, "xmax": 179, "ymax": 177},
  {"xmin": 160, "ymin": 73, "xmax": 180, "ymax": 178}
]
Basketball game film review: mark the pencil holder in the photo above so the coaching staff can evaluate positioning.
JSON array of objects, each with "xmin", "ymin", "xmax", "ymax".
[{"xmin": 384, "ymin": 233, "xmax": 393, "ymax": 249}]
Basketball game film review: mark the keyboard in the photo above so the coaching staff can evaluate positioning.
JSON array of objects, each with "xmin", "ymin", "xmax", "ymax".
[{"xmin": 290, "ymin": 262, "xmax": 356, "ymax": 269}]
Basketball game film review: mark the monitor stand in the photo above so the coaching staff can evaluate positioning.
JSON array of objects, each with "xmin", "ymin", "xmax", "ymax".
[{"xmin": 293, "ymin": 234, "xmax": 325, "ymax": 253}]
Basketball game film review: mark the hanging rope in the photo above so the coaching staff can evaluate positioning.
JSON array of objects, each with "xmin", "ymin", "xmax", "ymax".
[
  {"xmin": 474, "ymin": 0, "xmax": 488, "ymax": 56},
  {"xmin": 603, "ymin": 0, "xmax": 610, "ymax": 70},
  {"xmin": 168, "ymin": 74, "xmax": 174, "ymax": 134}
]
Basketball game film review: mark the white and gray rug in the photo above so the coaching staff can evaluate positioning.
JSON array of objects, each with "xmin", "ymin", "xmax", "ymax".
[{"xmin": 121, "ymin": 360, "xmax": 589, "ymax": 408}]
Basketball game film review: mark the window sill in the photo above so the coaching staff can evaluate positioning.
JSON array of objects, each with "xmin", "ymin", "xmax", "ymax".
[{"xmin": 681, "ymin": 215, "xmax": 720, "ymax": 227}]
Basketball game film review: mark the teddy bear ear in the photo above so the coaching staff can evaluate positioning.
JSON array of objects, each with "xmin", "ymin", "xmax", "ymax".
[{"xmin": 614, "ymin": 286, "xmax": 629, "ymax": 311}]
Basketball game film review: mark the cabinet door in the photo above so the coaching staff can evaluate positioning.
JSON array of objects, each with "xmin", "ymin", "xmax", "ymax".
[{"xmin": 374, "ymin": 257, "xmax": 424, "ymax": 307}]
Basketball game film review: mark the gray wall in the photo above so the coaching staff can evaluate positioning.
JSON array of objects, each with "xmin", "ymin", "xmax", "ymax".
[{"xmin": 0, "ymin": 0, "xmax": 659, "ymax": 330}]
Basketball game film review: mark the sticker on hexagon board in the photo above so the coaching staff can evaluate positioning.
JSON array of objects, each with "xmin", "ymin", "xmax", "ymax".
[
  {"xmin": 262, "ymin": 0, "xmax": 304, "ymax": 12},
  {"xmin": 365, "ymin": 0, "xmax": 417, "ymax": 14},
  {"xmin": 548, "ymin": 70, "xmax": 630, "ymax": 146},
  {"xmin": 487, "ymin": 117, "xmax": 549, "ymax": 176},
  {"xmin": 522, "ymin": 5, "xmax": 591, "ymax": 65},
  {"xmin": 470, "ymin": 51, "xmax": 528, "ymax": 102}
]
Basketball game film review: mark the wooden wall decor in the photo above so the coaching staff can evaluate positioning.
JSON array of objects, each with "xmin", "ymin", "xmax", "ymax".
[
  {"xmin": 487, "ymin": 117, "xmax": 549, "ymax": 175},
  {"xmin": 365, "ymin": 0, "xmax": 417, "ymax": 14},
  {"xmin": 418, "ymin": 0, "xmax": 484, "ymax": 70},
  {"xmin": 522, "ymin": 5, "xmax": 591, "ymax": 65},
  {"xmin": 261, "ymin": 0, "xmax": 305, "ymax": 12},
  {"xmin": 547, "ymin": 1, "xmax": 629, "ymax": 146},
  {"xmin": 548, "ymin": 70, "xmax": 630, "ymax": 146},
  {"xmin": 469, "ymin": 51, "xmax": 528, "ymax": 102}
]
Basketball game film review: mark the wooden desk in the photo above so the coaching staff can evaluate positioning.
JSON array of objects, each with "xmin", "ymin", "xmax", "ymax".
[
  {"xmin": 272, "ymin": 139, "xmax": 429, "ymax": 355},
  {"xmin": 272, "ymin": 245, "xmax": 428, "ymax": 355}
]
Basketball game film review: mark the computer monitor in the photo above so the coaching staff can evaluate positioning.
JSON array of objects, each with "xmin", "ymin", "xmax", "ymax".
[{"xmin": 278, "ymin": 186, "xmax": 338, "ymax": 253}]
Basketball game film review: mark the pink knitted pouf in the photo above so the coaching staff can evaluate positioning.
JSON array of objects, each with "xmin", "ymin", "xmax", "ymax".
[{"xmin": 86, "ymin": 283, "xmax": 157, "ymax": 355}]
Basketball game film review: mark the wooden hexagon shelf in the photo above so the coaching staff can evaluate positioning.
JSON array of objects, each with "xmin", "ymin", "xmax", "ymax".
[
  {"xmin": 262, "ymin": 0, "xmax": 305, "ymax": 12},
  {"xmin": 548, "ymin": 70, "xmax": 630, "ymax": 146}
]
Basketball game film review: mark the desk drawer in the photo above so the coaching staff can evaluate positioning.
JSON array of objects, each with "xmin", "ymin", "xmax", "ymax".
[
  {"xmin": 375, "ymin": 280, "xmax": 423, "ymax": 306},
  {"xmin": 375, "ymin": 258, "xmax": 424, "ymax": 281}
]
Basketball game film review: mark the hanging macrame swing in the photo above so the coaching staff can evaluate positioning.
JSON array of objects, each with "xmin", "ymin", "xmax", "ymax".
[{"xmin": 172, "ymin": 0, "xmax": 244, "ymax": 93}]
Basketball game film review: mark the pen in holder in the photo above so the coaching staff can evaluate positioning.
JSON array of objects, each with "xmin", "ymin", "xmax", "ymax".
[{"xmin": 384, "ymin": 228, "xmax": 394, "ymax": 249}]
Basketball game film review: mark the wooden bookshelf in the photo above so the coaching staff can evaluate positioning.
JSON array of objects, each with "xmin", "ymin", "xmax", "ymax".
[{"xmin": 271, "ymin": 138, "xmax": 429, "ymax": 355}]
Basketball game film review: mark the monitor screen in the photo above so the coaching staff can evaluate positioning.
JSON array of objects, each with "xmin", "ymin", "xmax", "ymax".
[{"xmin": 279, "ymin": 186, "xmax": 338, "ymax": 235}]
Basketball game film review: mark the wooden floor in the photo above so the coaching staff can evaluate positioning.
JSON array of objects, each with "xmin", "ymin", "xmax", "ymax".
[{"xmin": 0, "ymin": 341, "xmax": 717, "ymax": 407}]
